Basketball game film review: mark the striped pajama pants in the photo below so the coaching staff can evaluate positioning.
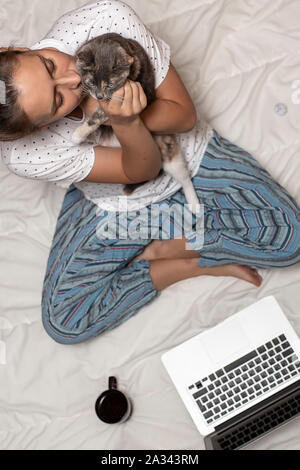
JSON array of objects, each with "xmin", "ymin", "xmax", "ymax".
[{"xmin": 41, "ymin": 129, "xmax": 300, "ymax": 344}]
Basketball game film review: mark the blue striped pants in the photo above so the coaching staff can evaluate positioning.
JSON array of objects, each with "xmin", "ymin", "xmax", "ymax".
[{"xmin": 42, "ymin": 129, "xmax": 300, "ymax": 344}]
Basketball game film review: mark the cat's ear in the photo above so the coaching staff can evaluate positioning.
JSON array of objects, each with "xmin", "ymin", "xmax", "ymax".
[
  {"xmin": 117, "ymin": 46, "xmax": 134, "ymax": 66},
  {"xmin": 77, "ymin": 49, "xmax": 95, "ymax": 68}
]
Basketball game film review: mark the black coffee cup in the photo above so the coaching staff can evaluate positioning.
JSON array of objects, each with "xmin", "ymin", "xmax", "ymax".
[{"xmin": 95, "ymin": 376, "xmax": 132, "ymax": 424}]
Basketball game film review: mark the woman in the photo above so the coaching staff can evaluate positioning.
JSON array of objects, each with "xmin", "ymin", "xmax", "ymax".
[{"xmin": 1, "ymin": 1, "xmax": 299, "ymax": 345}]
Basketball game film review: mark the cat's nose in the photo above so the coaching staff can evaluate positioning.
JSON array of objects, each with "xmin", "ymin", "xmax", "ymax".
[{"xmin": 96, "ymin": 92, "xmax": 104, "ymax": 100}]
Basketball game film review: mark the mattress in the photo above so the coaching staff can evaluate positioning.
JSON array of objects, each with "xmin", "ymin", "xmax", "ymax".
[{"xmin": 0, "ymin": 0, "xmax": 300, "ymax": 450}]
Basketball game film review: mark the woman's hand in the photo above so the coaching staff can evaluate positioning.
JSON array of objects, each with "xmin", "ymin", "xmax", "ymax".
[{"xmin": 99, "ymin": 80, "xmax": 147, "ymax": 126}]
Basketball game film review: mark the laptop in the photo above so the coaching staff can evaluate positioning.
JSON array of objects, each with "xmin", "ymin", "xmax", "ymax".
[{"xmin": 161, "ymin": 296, "xmax": 300, "ymax": 450}]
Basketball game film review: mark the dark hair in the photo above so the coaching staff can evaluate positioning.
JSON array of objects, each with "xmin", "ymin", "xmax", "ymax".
[{"xmin": 0, "ymin": 47, "xmax": 41, "ymax": 142}]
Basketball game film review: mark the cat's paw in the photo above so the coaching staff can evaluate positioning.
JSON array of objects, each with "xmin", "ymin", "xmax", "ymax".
[{"xmin": 72, "ymin": 128, "xmax": 86, "ymax": 145}]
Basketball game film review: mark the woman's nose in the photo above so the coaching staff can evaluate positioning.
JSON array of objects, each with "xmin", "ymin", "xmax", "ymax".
[{"xmin": 55, "ymin": 71, "xmax": 81, "ymax": 89}]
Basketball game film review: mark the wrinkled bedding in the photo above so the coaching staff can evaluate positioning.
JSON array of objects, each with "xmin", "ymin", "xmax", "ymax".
[{"xmin": 1, "ymin": 0, "xmax": 300, "ymax": 450}]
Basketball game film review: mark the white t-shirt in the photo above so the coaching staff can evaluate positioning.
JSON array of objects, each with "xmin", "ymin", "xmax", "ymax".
[{"xmin": 1, "ymin": 0, "xmax": 213, "ymax": 212}]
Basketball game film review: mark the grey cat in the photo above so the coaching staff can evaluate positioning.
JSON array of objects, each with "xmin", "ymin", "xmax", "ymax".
[{"xmin": 72, "ymin": 33, "xmax": 200, "ymax": 213}]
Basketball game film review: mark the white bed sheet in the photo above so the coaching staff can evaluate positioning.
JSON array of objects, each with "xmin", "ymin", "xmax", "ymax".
[{"xmin": 0, "ymin": 0, "xmax": 300, "ymax": 450}]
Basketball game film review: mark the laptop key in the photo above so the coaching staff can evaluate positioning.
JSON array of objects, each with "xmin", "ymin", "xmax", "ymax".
[
  {"xmin": 216, "ymin": 369, "xmax": 224, "ymax": 378},
  {"xmin": 204, "ymin": 411, "xmax": 213, "ymax": 420},
  {"xmin": 282, "ymin": 348, "xmax": 294, "ymax": 358},
  {"xmin": 193, "ymin": 388, "xmax": 207, "ymax": 399},
  {"xmin": 196, "ymin": 400, "xmax": 206, "ymax": 412},
  {"xmin": 224, "ymin": 350, "xmax": 258, "ymax": 373}
]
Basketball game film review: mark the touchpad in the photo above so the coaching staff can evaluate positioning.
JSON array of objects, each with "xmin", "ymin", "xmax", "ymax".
[{"xmin": 200, "ymin": 320, "xmax": 250, "ymax": 367}]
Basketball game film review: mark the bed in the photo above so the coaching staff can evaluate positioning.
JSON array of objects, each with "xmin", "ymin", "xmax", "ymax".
[{"xmin": 1, "ymin": 0, "xmax": 300, "ymax": 450}]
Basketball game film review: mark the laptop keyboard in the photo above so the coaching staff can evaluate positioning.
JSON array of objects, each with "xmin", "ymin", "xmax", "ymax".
[
  {"xmin": 216, "ymin": 391, "xmax": 300, "ymax": 450},
  {"xmin": 188, "ymin": 334, "xmax": 300, "ymax": 425}
]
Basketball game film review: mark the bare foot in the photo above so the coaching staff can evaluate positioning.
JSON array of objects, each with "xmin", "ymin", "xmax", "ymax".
[{"xmin": 205, "ymin": 264, "xmax": 263, "ymax": 287}]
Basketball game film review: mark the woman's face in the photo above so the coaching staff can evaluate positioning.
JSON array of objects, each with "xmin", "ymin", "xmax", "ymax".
[{"xmin": 13, "ymin": 47, "xmax": 84, "ymax": 127}]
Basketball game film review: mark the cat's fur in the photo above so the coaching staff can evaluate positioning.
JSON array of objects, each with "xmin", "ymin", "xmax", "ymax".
[{"xmin": 72, "ymin": 33, "xmax": 200, "ymax": 213}]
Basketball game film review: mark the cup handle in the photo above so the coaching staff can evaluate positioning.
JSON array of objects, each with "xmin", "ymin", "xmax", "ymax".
[{"xmin": 109, "ymin": 376, "xmax": 117, "ymax": 390}]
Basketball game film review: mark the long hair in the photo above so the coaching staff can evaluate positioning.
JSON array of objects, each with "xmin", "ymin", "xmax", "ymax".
[{"xmin": 0, "ymin": 48, "xmax": 40, "ymax": 142}]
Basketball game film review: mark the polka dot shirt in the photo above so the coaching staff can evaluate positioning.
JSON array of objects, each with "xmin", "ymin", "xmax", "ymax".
[{"xmin": 1, "ymin": 0, "xmax": 213, "ymax": 211}]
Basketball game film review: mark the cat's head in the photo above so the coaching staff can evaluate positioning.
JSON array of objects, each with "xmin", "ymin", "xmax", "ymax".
[{"xmin": 75, "ymin": 35, "xmax": 136, "ymax": 101}]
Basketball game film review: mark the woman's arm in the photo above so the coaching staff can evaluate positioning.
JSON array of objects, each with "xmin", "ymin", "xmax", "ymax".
[
  {"xmin": 83, "ymin": 80, "xmax": 162, "ymax": 184},
  {"xmin": 139, "ymin": 63, "xmax": 197, "ymax": 134}
]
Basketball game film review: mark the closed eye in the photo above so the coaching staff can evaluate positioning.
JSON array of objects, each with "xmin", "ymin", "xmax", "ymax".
[{"xmin": 47, "ymin": 58, "xmax": 64, "ymax": 109}]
